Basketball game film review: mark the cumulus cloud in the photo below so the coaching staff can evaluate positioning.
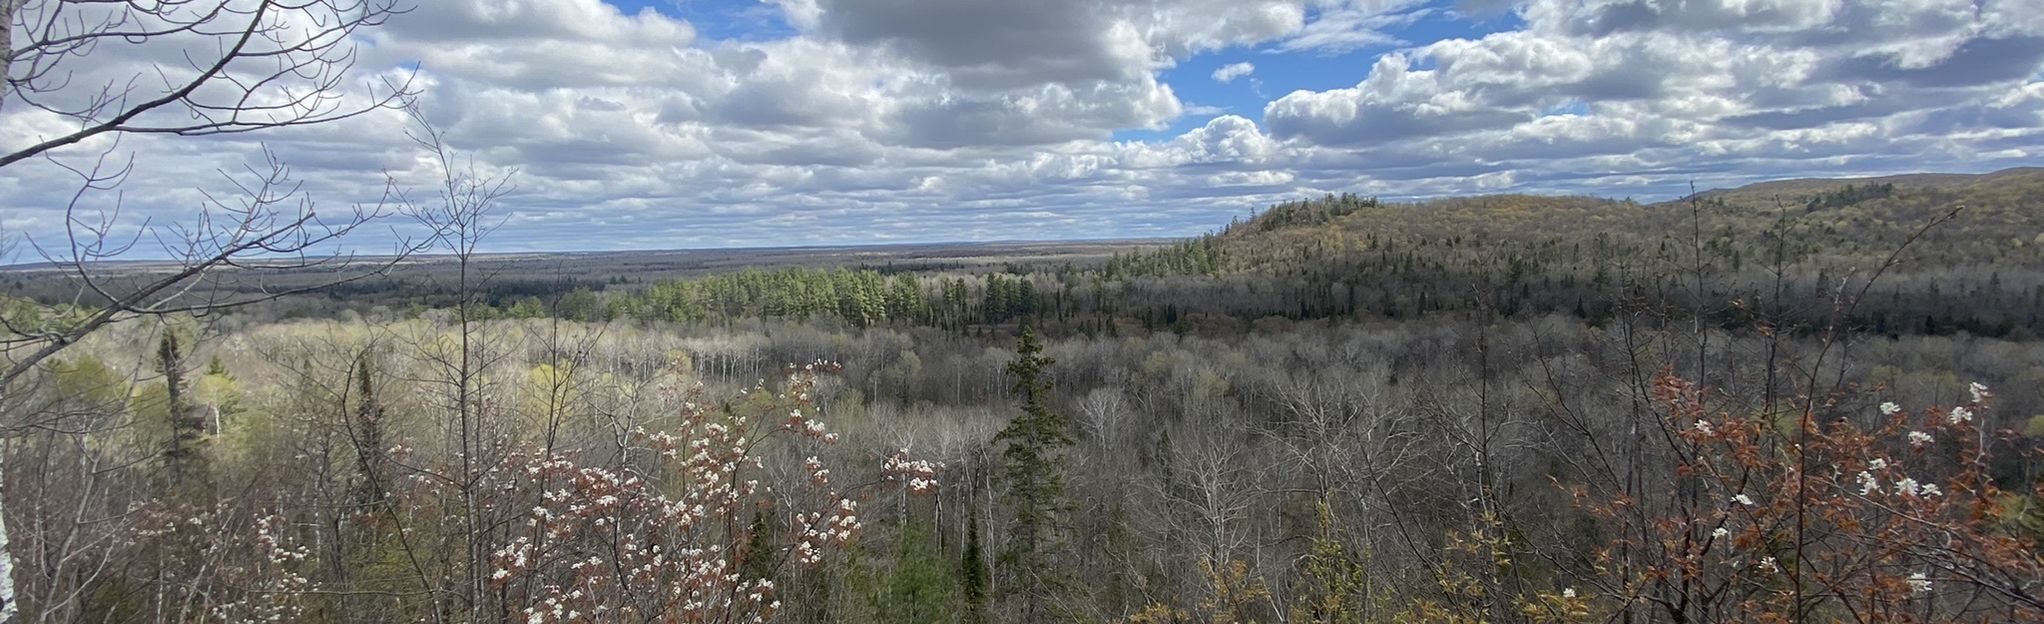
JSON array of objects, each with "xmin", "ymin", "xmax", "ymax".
[
  {"xmin": 1212, "ymin": 62, "xmax": 1257, "ymax": 83},
  {"xmin": 3, "ymin": 0, "xmax": 2041, "ymax": 253},
  {"xmin": 1266, "ymin": 0, "xmax": 2044, "ymax": 190}
]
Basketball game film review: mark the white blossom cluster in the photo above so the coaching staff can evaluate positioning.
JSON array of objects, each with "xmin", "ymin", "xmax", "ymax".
[
  {"xmin": 1948, "ymin": 406, "xmax": 1973, "ymax": 425},
  {"xmin": 1908, "ymin": 572, "xmax": 1934, "ymax": 595},
  {"xmin": 345, "ymin": 360, "xmax": 943, "ymax": 621},
  {"xmin": 795, "ymin": 497, "xmax": 863, "ymax": 565},
  {"xmin": 205, "ymin": 513, "xmax": 316, "ymax": 622},
  {"xmin": 883, "ymin": 449, "xmax": 945, "ymax": 494},
  {"xmin": 1855, "ymin": 459, "xmax": 1942, "ymax": 499}
]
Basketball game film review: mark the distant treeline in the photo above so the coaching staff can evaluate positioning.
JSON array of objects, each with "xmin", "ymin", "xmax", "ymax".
[
  {"xmin": 16, "ymin": 180, "xmax": 2041, "ymax": 341},
  {"xmin": 430, "ymin": 183, "xmax": 2044, "ymax": 341}
]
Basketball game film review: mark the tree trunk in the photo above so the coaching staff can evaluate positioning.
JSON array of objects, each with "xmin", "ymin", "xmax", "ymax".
[
  {"xmin": 0, "ymin": 441, "xmax": 15, "ymax": 623},
  {"xmin": 0, "ymin": 2, "xmax": 20, "ymax": 609},
  {"xmin": 0, "ymin": 0, "xmax": 19, "ymax": 111}
]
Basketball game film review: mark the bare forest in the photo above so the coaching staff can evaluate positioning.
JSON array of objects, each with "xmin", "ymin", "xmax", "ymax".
[{"xmin": 5, "ymin": 1, "xmax": 2044, "ymax": 623}]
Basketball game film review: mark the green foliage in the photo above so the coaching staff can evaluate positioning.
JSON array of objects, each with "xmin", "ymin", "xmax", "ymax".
[
  {"xmin": 1105, "ymin": 235, "xmax": 1225, "ymax": 279},
  {"xmin": 993, "ymin": 326, "xmax": 1075, "ymax": 619},
  {"xmin": 962, "ymin": 516, "xmax": 991, "ymax": 624},
  {"xmin": 1289, "ymin": 502, "xmax": 1366, "ymax": 624},
  {"xmin": 740, "ymin": 510, "xmax": 779, "ymax": 583},
  {"xmin": 47, "ymin": 353, "xmax": 127, "ymax": 409},
  {"xmin": 981, "ymin": 273, "xmax": 1042, "ymax": 324},
  {"xmin": 194, "ymin": 361, "xmax": 243, "ymax": 420},
  {"xmin": 871, "ymin": 519, "xmax": 962, "ymax": 624},
  {"xmin": 154, "ymin": 329, "xmax": 211, "ymax": 497},
  {"xmin": 350, "ymin": 354, "xmax": 387, "ymax": 511},
  {"xmin": 607, "ymin": 266, "xmax": 934, "ymax": 327},
  {"xmin": 556, "ymin": 287, "xmax": 603, "ymax": 321},
  {"xmin": 1804, "ymin": 182, "xmax": 1896, "ymax": 211},
  {"xmin": 1242, "ymin": 193, "xmax": 1380, "ymax": 232}
]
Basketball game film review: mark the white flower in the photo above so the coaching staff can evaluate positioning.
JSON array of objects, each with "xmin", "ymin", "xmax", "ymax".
[
  {"xmin": 1895, "ymin": 477, "xmax": 1922, "ymax": 497},
  {"xmin": 1758, "ymin": 557, "xmax": 1780, "ymax": 573},
  {"xmin": 1693, "ymin": 420, "xmax": 1715, "ymax": 435},
  {"xmin": 1970, "ymin": 382, "xmax": 1990, "ymax": 403},
  {"xmin": 1869, "ymin": 458, "xmax": 1888, "ymax": 471},
  {"xmin": 1712, "ymin": 527, "xmax": 1731, "ymax": 540},
  {"xmin": 1880, "ymin": 402, "xmax": 1902, "ymax": 416},
  {"xmin": 1907, "ymin": 572, "xmax": 1933, "ymax": 594},
  {"xmin": 1733, "ymin": 494, "xmax": 1755, "ymax": 506},
  {"xmin": 1920, "ymin": 484, "xmax": 1942, "ymax": 497},
  {"xmin": 1857, "ymin": 471, "xmax": 1881, "ymax": 495},
  {"xmin": 1908, "ymin": 431, "xmax": 1934, "ymax": 447},
  {"xmin": 1562, "ymin": 587, "xmax": 1576, "ymax": 599},
  {"xmin": 1949, "ymin": 406, "xmax": 1973, "ymax": 424}
]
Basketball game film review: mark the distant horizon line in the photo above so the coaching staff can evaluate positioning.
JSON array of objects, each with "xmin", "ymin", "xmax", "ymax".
[
  {"xmin": 10, "ymin": 164, "xmax": 2037, "ymax": 271},
  {"xmin": 0, "ymin": 236, "xmax": 1183, "ymax": 272}
]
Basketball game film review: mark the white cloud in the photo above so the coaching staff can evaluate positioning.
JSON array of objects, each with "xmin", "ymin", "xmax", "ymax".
[
  {"xmin": 1212, "ymin": 62, "xmax": 1257, "ymax": 83},
  {"xmin": 3, "ymin": 0, "xmax": 2041, "ymax": 253},
  {"xmin": 1267, "ymin": 0, "xmax": 2044, "ymax": 180},
  {"xmin": 1278, "ymin": 0, "xmax": 1430, "ymax": 52}
]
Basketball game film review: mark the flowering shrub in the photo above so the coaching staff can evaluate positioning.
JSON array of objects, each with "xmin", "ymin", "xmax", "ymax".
[
  {"xmin": 1567, "ymin": 373, "xmax": 2044, "ymax": 622},
  {"xmin": 113, "ymin": 504, "xmax": 320, "ymax": 622},
  {"xmin": 407, "ymin": 361, "xmax": 933, "ymax": 623}
]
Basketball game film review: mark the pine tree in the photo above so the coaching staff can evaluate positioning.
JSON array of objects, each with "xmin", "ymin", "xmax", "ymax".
[
  {"xmin": 872, "ymin": 519, "xmax": 960, "ymax": 624},
  {"xmin": 349, "ymin": 354, "xmax": 387, "ymax": 511},
  {"xmin": 204, "ymin": 355, "xmax": 230, "ymax": 378},
  {"xmin": 739, "ymin": 509, "xmax": 779, "ymax": 584},
  {"xmin": 961, "ymin": 516, "xmax": 990, "ymax": 624},
  {"xmin": 993, "ymin": 325, "xmax": 1073, "ymax": 620},
  {"xmin": 156, "ymin": 330, "xmax": 209, "ymax": 496}
]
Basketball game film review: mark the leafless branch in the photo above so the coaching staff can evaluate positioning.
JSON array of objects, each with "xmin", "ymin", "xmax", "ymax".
[{"xmin": 1, "ymin": 0, "xmax": 416, "ymax": 169}]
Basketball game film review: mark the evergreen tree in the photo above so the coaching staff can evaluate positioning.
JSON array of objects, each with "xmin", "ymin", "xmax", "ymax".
[
  {"xmin": 204, "ymin": 355, "xmax": 230, "ymax": 378},
  {"xmin": 962, "ymin": 516, "xmax": 990, "ymax": 624},
  {"xmin": 872, "ymin": 519, "xmax": 960, "ymax": 624},
  {"xmin": 739, "ymin": 509, "xmax": 779, "ymax": 585},
  {"xmin": 993, "ymin": 326, "xmax": 1074, "ymax": 620},
  {"xmin": 350, "ymin": 354, "xmax": 387, "ymax": 511},
  {"xmin": 155, "ymin": 329, "xmax": 209, "ymax": 495}
]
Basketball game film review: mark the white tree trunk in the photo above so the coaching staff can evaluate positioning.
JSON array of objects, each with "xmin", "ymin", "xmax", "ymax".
[
  {"xmin": 0, "ymin": 0, "xmax": 16, "ymax": 583},
  {"xmin": 0, "ymin": 0, "xmax": 19, "ymax": 110},
  {"xmin": 0, "ymin": 442, "xmax": 15, "ymax": 622}
]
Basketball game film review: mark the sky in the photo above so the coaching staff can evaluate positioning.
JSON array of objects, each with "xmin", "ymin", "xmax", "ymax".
[{"xmin": 4, "ymin": 0, "xmax": 2043, "ymax": 254}]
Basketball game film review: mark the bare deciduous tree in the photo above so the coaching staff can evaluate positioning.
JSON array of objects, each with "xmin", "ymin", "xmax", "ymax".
[
  {"xmin": 1, "ymin": 0, "xmax": 421, "ymax": 389},
  {"xmin": 1, "ymin": 1, "xmax": 418, "ymax": 618}
]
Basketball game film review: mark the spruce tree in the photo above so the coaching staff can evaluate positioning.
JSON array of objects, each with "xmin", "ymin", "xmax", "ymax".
[
  {"xmin": 872, "ymin": 519, "xmax": 960, "ymax": 624},
  {"xmin": 993, "ymin": 325, "xmax": 1073, "ymax": 620},
  {"xmin": 350, "ymin": 354, "xmax": 387, "ymax": 511},
  {"xmin": 961, "ymin": 516, "xmax": 990, "ymax": 624},
  {"xmin": 156, "ymin": 330, "xmax": 208, "ymax": 495}
]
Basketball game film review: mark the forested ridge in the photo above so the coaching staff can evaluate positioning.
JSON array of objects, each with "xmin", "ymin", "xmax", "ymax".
[
  {"xmin": 5, "ymin": 168, "xmax": 2044, "ymax": 622},
  {"xmin": 434, "ymin": 167, "xmax": 2044, "ymax": 341}
]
